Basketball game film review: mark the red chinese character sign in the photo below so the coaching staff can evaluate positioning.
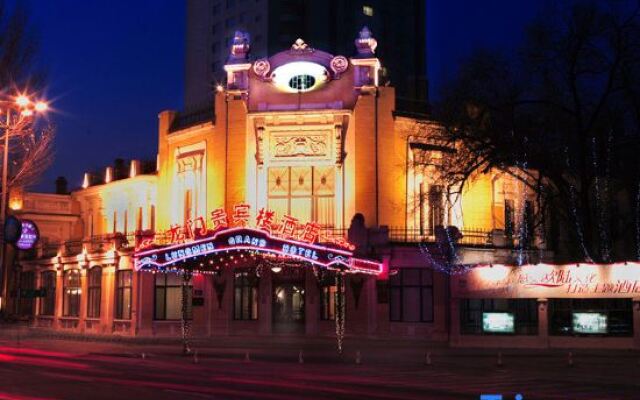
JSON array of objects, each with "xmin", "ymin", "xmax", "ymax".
[
  {"xmin": 135, "ymin": 204, "xmax": 356, "ymax": 252},
  {"xmin": 133, "ymin": 204, "xmax": 381, "ymax": 276}
]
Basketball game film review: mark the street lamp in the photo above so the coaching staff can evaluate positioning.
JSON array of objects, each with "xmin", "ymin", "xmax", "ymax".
[{"xmin": 0, "ymin": 92, "xmax": 48, "ymax": 314}]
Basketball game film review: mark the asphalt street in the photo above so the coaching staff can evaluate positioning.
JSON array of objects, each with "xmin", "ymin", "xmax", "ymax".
[{"xmin": 0, "ymin": 332, "xmax": 638, "ymax": 400}]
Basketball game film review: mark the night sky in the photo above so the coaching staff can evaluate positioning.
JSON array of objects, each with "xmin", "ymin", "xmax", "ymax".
[{"xmin": 29, "ymin": 0, "xmax": 543, "ymax": 193}]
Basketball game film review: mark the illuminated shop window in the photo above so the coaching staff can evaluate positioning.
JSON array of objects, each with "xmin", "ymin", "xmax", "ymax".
[
  {"xmin": 87, "ymin": 266, "xmax": 102, "ymax": 318},
  {"xmin": 363, "ymin": 5, "xmax": 374, "ymax": 16},
  {"xmin": 460, "ymin": 299, "xmax": 538, "ymax": 335},
  {"xmin": 63, "ymin": 270, "xmax": 81, "ymax": 317},
  {"xmin": 155, "ymin": 273, "xmax": 192, "ymax": 320},
  {"xmin": 39, "ymin": 271, "xmax": 56, "ymax": 316},
  {"xmin": 268, "ymin": 166, "xmax": 335, "ymax": 227},
  {"xmin": 548, "ymin": 298, "xmax": 633, "ymax": 337},
  {"xmin": 389, "ymin": 268, "xmax": 433, "ymax": 322},
  {"xmin": 234, "ymin": 271, "xmax": 258, "ymax": 320},
  {"xmin": 115, "ymin": 270, "xmax": 132, "ymax": 320}
]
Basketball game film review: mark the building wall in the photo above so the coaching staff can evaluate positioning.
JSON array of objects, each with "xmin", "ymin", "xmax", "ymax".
[{"xmin": 7, "ymin": 38, "xmax": 556, "ymax": 346}]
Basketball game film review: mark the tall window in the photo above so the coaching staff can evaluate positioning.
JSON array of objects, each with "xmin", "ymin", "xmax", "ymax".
[
  {"xmin": 115, "ymin": 270, "xmax": 132, "ymax": 320},
  {"xmin": 19, "ymin": 271, "xmax": 35, "ymax": 317},
  {"xmin": 522, "ymin": 200, "xmax": 535, "ymax": 247},
  {"xmin": 155, "ymin": 273, "xmax": 192, "ymax": 320},
  {"xmin": 504, "ymin": 199, "xmax": 515, "ymax": 238},
  {"xmin": 234, "ymin": 271, "xmax": 258, "ymax": 320},
  {"xmin": 320, "ymin": 284, "xmax": 337, "ymax": 320},
  {"xmin": 390, "ymin": 268, "xmax": 434, "ymax": 322},
  {"xmin": 63, "ymin": 270, "xmax": 81, "ymax": 317},
  {"xmin": 40, "ymin": 271, "xmax": 56, "ymax": 316},
  {"xmin": 87, "ymin": 267, "xmax": 102, "ymax": 318},
  {"xmin": 268, "ymin": 166, "xmax": 335, "ymax": 227},
  {"xmin": 428, "ymin": 185, "xmax": 444, "ymax": 232}
]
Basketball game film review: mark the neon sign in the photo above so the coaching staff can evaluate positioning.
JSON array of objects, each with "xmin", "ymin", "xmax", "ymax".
[
  {"xmin": 134, "ymin": 227, "xmax": 382, "ymax": 275},
  {"xmin": 136, "ymin": 203, "xmax": 355, "ymax": 251}
]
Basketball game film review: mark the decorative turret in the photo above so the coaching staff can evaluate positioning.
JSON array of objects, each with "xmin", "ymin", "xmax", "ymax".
[
  {"xmin": 224, "ymin": 31, "xmax": 252, "ymax": 93},
  {"xmin": 354, "ymin": 26, "xmax": 377, "ymax": 58},
  {"xmin": 351, "ymin": 27, "xmax": 381, "ymax": 92}
]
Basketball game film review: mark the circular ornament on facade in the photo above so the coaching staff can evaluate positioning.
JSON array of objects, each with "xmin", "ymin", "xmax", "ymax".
[
  {"xmin": 330, "ymin": 56, "xmax": 349, "ymax": 75},
  {"xmin": 253, "ymin": 59, "xmax": 271, "ymax": 78}
]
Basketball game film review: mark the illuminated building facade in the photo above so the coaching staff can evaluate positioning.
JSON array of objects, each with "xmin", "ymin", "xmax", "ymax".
[{"xmin": 10, "ymin": 30, "xmax": 636, "ymax": 350}]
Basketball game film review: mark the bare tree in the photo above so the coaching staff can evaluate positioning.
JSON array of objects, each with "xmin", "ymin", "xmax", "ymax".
[
  {"xmin": 0, "ymin": 0, "xmax": 44, "ymax": 92},
  {"xmin": 0, "ymin": 0, "xmax": 52, "ymax": 191},
  {"xmin": 434, "ymin": 1, "xmax": 640, "ymax": 263}
]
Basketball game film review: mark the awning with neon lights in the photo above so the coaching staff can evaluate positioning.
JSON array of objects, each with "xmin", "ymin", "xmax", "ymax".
[{"xmin": 134, "ymin": 227, "xmax": 383, "ymax": 275}]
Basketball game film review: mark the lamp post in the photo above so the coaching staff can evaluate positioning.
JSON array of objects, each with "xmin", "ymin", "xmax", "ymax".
[{"xmin": 0, "ymin": 93, "xmax": 48, "ymax": 315}]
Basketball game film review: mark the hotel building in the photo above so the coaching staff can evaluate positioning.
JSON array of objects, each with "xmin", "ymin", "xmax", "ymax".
[{"xmin": 4, "ymin": 30, "xmax": 639, "ymax": 348}]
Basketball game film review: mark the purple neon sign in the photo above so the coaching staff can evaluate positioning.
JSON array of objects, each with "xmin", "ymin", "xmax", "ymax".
[{"xmin": 16, "ymin": 220, "xmax": 39, "ymax": 250}]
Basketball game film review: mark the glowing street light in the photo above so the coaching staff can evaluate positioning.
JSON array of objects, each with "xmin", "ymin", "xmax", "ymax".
[
  {"xmin": 0, "ymin": 91, "xmax": 49, "ymax": 316},
  {"xmin": 34, "ymin": 101, "xmax": 48, "ymax": 112},
  {"xmin": 15, "ymin": 95, "xmax": 30, "ymax": 108}
]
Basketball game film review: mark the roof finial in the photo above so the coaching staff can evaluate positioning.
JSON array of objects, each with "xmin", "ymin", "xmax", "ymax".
[
  {"xmin": 291, "ymin": 38, "xmax": 312, "ymax": 52},
  {"xmin": 355, "ymin": 26, "xmax": 377, "ymax": 57},
  {"xmin": 227, "ymin": 31, "xmax": 251, "ymax": 64}
]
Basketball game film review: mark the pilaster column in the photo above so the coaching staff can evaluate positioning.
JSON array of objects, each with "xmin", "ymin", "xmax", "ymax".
[
  {"xmin": 53, "ymin": 265, "xmax": 64, "ymax": 329},
  {"xmin": 449, "ymin": 298, "xmax": 460, "ymax": 346},
  {"xmin": 101, "ymin": 265, "xmax": 115, "ymax": 334},
  {"xmin": 78, "ymin": 266, "xmax": 88, "ymax": 333},
  {"xmin": 258, "ymin": 269, "xmax": 272, "ymax": 335},
  {"xmin": 633, "ymin": 298, "xmax": 640, "ymax": 349},
  {"xmin": 537, "ymin": 298, "xmax": 549, "ymax": 348}
]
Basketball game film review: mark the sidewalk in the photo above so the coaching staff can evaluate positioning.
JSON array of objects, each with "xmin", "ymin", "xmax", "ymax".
[{"xmin": 2, "ymin": 322, "xmax": 639, "ymax": 367}]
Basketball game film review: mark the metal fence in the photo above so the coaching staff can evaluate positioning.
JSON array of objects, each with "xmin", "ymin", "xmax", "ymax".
[{"xmin": 388, "ymin": 227, "xmax": 493, "ymax": 246}]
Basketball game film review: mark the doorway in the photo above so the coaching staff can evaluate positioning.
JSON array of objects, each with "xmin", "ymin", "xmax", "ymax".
[{"xmin": 272, "ymin": 283, "xmax": 305, "ymax": 334}]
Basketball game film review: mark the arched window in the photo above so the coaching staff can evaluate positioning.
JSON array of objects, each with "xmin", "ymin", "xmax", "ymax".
[
  {"xmin": 63, "ymin": 270, "xmax": 81, "ymax": 317},
  {"xmin": 87, "ymin": 266, "xmax": 102, "ymax": 318},
  {"xmin": 115, "ymin": 270, "xmax": 132, "ymax": 320},
  {"xmin": 39, "ymin": 271, "xmax": 56, "ymax": 316}
]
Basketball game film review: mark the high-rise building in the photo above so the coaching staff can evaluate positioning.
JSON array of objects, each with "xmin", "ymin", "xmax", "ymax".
[{"xmin": 185, "ymin": 0, "xmax": 428, "ymax": 113}]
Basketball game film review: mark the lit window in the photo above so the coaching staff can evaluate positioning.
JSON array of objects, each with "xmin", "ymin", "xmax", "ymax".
[
  {"xmin": 155, "ymin": 273, "xmax": 192, "ymax": 320},
  {"xmin": 115, "ymin": 270, "xmax": 132, "ymax": 320},
  {"xmin": 271, "ymin": 61, "xmax": 328, "ymax": 93},
  {"xmin": 288, "ymin": 74, "xmax": 315, "ymax": 91},
  {"xmin": 363, "ymin": 5, "xmax": 374, "ymax": 16},
  {"xmin": 87, "ymin": 267, "xmax": 102, "ymax": 318},
  {"xmin": 268, "ymin": 166, "xmax": 335, "ymax": 227},
  {"xmin": 63, "ymin": 270, "xmax": 81, "ymax": 317}
]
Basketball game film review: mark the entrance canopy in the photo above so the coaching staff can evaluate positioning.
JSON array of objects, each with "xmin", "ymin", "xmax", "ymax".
[{"xmin": 134, "ymin": 227, "xmax": 382, "ymax": 276}]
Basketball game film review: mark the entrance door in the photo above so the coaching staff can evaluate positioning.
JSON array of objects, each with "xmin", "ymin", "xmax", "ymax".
[{"xmin": 273, "ymin": 283, "xmax": 305, "ymax": 333}]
